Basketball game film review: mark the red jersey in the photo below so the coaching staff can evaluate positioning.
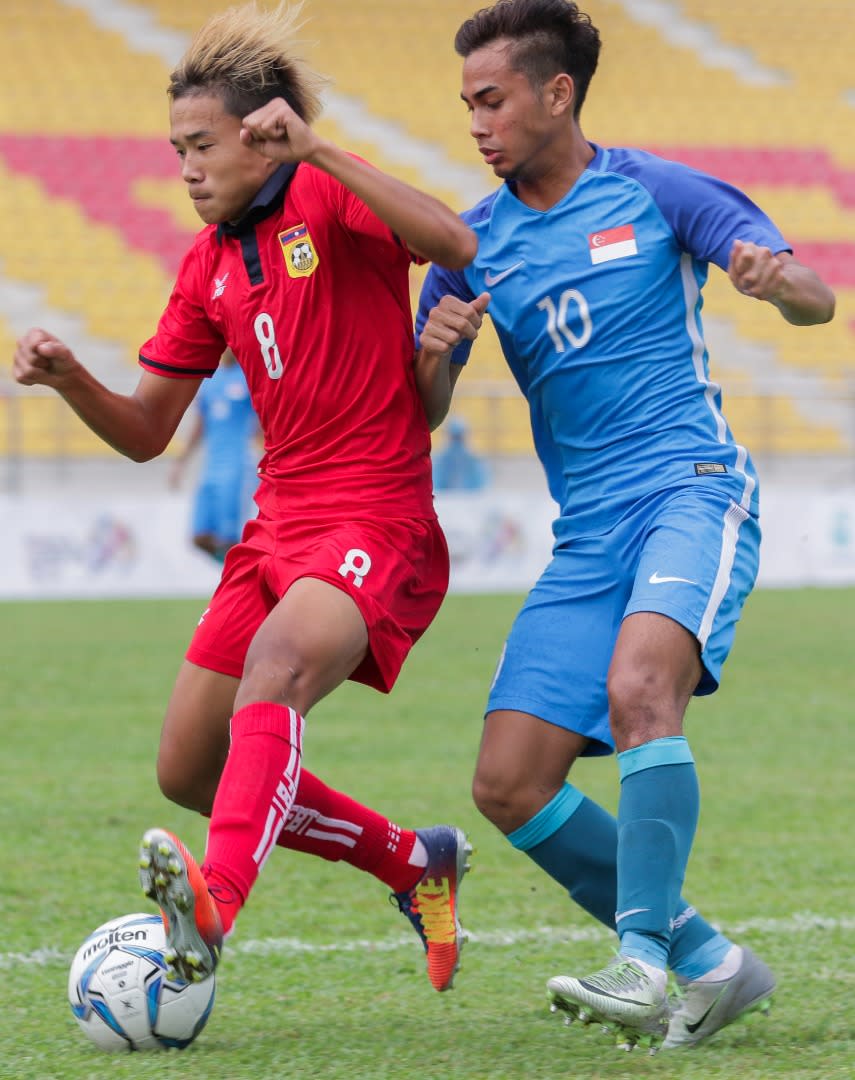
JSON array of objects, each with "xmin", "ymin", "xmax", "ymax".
[{"xmin": 140, "ymin": 162, "xmax": 434, "ymax": 520}]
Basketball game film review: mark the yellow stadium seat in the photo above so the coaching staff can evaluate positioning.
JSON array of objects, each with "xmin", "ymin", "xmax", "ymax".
[{"xmin": 1, "ymin": 0, "xmax": 852, "ymax": 461}]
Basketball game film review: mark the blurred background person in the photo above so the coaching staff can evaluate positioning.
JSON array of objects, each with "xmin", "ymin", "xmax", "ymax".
[
  {"xmin": 169, "ymin": 349, "xmax": 260, "ymax": 563},
  {"xmin": 432, "ymin": 415, "xmax": 490, "ymax": 492}
]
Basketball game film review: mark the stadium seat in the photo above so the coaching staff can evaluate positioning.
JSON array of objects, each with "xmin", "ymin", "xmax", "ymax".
[{"xmin": 0, "ymin": 0, "xmax": 852, "ymax": 461}]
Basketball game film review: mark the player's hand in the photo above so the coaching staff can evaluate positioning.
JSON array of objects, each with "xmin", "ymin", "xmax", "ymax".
[
  {"xmin": 12, "ymin": 328, "xmax": 80, "ymax": 387},
  {"xmin": 727, "ymin": 239, "xmax": 786, "ymax": 302},
  {"xmin": 420, "ymin": 292, "xmax": 491, "ymax": 356},
  {"xmin": 240, "ymin": 97, "xmax": 323, "ymax": 164}
]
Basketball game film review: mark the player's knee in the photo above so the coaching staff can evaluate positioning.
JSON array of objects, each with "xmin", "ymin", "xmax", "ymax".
[
  {"xmin": 607, "ymin": 666, "xmax": 683, "ymax": 746},
  {"xmin": 472, "ymin": 767, "xmax": 528, "ymax": 833},
  {"xmin": 192, "ymin": 533, "xmax": 218, "ymax": 556},
  {"xmin": 471, "ymin": 770, "xmax": 493, "ymax": 819},
  {"xmin": 154, "ymin": 728, "xmax": 222, "ymax": 812},
  {"xmin": 235, "ymin": 651, "xmax": 308, "ymax": 714},
  {"xmin": 155, "ymin": 754, "xmax": 213, "ymax": 814}
]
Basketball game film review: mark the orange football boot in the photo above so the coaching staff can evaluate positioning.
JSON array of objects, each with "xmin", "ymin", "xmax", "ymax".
[
  {"xmin": 139, "ymin": 827, "xmax": 223, "ymax": 982},
  {"xmin": 392, "ymin": 825, "xmax": 472, "ymax": 991}
]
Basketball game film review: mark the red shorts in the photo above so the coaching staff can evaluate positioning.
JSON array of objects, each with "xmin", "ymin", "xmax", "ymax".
[{"xmin": 186, "ymin": 511, "xmax": 449, "ymax": 693}]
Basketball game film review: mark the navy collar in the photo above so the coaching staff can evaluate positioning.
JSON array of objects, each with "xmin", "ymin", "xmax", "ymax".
[{"xmin": 217, "ymin": 163, "xmax": 298, "ymax": 241}]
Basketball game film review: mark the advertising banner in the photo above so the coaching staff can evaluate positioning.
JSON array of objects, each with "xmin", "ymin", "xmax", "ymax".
[{"xmin": 1, "ymin": 488, "xmax": 854, "ymax": 599}]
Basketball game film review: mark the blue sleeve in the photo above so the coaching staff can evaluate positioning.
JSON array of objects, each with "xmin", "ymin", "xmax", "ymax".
[
  {"xmin": 618, "ymin": 154, "xmax": 790, "ymax": 270},
  {"xmin": 415, "ymin": 263, "xmax": 477, "ymax": 366}
]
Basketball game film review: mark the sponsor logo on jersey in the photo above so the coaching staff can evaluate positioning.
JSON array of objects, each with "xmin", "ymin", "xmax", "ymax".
[
  {"xmin": 694, "ymin": 462, "xmax": 728, "ymax": 475},
  {"xmin": 211, "ymin": 272, "xmax": 229, "ymax": 299},
  {"xmin": 279, "ymin": 223, "xmax": 319, "ymax": 278},
  {"xmin": 588, "ymin": 224, "xmax": 638, "ymax": 265}
]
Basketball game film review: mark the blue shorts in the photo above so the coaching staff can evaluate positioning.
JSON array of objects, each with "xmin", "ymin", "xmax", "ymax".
[
  {"xmin": 486, "ymin": 486, "xmax": 761, "ymax": 755},
  {"xmin": 192, "ymin": 467, "xmax": 258, "ymax": 545}
]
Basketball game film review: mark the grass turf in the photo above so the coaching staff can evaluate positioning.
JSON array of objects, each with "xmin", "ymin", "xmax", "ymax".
[{"xmin": 0, "ymin": 589, "xmax": 852, "ymax": 1079}]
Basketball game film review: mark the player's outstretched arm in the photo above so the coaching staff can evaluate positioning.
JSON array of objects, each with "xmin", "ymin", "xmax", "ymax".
[
  {"xmin": 13, "ymin": 328, "xmax": 201, "ymax": 461},
  {"xmin": 240, "ymin": 98, "xmax": 477, "ymax": 269},
  {"xmin": 415, "ymin": 293, "xmax": 490, "ymax": 429},
  {"xmin": 727, "ymin": 241, "xmax": 835, "ymax": 326}
]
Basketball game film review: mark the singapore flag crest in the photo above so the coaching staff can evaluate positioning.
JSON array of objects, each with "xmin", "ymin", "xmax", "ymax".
[{"xmin": 588, "ymin": 224, "xmax": 638, "ymax": 265}]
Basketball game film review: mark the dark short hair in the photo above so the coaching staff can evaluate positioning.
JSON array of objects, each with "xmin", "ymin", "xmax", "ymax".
[{"xmin": 455, "ymin": 0, "xmax": 601, "ymax": 116}]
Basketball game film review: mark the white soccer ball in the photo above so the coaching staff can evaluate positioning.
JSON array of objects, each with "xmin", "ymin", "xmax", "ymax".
[{"xmin": 68, "ymin": 912, "xmax": 215, "ymax": 1052}]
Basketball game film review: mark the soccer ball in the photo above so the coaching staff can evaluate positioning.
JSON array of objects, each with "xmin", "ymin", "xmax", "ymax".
[{"xmin": 68, "ymin": 912, "xmax": 215, "ymax": 1051}]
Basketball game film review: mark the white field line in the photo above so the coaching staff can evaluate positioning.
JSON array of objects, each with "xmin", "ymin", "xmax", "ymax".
[{"xmin": 6, "ymin": 912, "xmax": 853, "ymax": 971}]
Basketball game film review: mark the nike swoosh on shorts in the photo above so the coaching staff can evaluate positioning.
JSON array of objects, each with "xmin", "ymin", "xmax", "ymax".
[{"xmin": 648, "ymin": 571, "xmax": 697, "ymax": 585}]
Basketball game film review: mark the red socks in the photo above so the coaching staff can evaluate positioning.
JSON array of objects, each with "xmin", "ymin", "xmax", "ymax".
[
  {"xmin": 200, "ymin": 701, "xmax": 423, "ymax": 935},
  {"xmin": 275, "ymin": 770, "xmax": 421, "ymax": 894},
  {"xmin": 202, "ymin": 701, "xmax": 304, "ymax": 934}
]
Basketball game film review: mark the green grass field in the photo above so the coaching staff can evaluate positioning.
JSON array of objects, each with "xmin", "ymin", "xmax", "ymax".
[{"xmin": 0, "ymin": 589, "xmax": 852, "ymax": 1080}]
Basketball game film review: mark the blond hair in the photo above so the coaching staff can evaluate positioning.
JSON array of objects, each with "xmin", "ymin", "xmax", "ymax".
[{"xmin": 169, "ymin": 1, "xmax": 325, "ymax": 123}]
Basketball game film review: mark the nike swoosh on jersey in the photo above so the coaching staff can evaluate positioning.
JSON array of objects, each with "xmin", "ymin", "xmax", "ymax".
[
  {"xmin": 484, "ymin": 260, "xmax": 525, "ymax": 286},
  {"xmin": 648, "ymin": 571, "xmax": 698, "ymax": 585}
]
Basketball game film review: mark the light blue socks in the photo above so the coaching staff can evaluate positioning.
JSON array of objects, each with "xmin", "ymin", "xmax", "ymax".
[
  {"xmin": 616, "ymin": 736, "xmax": 699, "ymax": 970},
  {"xmin": 508, "ymin": 783, "xmax": 617, "ymax": 928},
  {"xmin": 508, "ymin": 748, "xmax": 730, "ymax": 977}
]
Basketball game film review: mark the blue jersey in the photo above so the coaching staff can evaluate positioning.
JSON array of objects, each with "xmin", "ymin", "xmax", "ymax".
[
  {"xmin": 191, "ymin": 362, "xmax": 259, "ymax": 546},
  {"xmin": 417, "ymin": 144, "xmax": 789, "ymax": 541},
  {"xmin": 197, "ymin": 362, "xmax": 257, "ymax": 480}
]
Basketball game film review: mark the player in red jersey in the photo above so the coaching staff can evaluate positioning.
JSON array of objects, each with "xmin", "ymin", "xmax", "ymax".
[{"xmin": 12, "ymin": 2, "xmax": 476, "ymax": 994}]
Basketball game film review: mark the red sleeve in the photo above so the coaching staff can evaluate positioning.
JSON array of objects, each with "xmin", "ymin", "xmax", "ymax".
[
  {"xmin": 139, "ymin": 238, "xmax": 225, "ymax": 378},
  {"xmin": 312, "ymin": 159, "xmax": 422, "ymax": 265}
]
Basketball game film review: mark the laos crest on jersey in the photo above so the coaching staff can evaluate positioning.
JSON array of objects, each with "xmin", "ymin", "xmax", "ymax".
[{"xmin": 279, "ymin": 223, "xmax": 319, "ymax": 278}]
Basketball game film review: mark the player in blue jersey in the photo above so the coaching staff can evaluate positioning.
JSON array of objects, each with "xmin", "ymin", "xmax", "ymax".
[
  {"xmin": 432, "ymin": 416, "xmax": 490, "ymax": 491},
  {"xmin": 170, "ymin": 350, "xmax": 260, "ymax": 562},
  {"xmin": 415, "ymin": 0, "xmax": 835, "ymax": 1053}
]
